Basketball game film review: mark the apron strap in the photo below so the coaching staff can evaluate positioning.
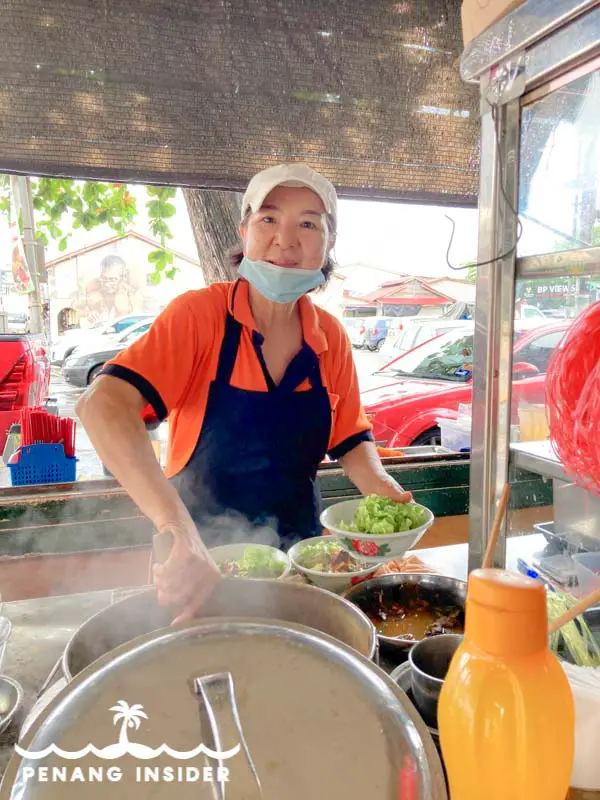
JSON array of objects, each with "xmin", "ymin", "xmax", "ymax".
[
  {"xmin": 215, "ymin": 312, "xmax": 243, "ymax": 384},
  {"xmin": 216, "ymin": 280, "xmax": 326, "ymax": 393}
]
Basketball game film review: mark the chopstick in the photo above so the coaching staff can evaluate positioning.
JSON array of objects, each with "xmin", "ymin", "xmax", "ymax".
[
  {"xmin": 482, "ymin": 484, "xmax": 512, "ymax": 569},
  {"xmin": 548, "ymin": 585, "xmax": 600, "ymax": 635},
  {"xmin": 19, "ymin": 408, "xmax": 76, "ymax": 456}
]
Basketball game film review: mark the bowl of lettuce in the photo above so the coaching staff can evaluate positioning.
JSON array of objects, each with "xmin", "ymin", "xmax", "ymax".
[
  {"xmin": 320, "ymin": 495, "xmax": 434, "ymax": 564},
  {"xmin": 209, "ymin": 543, "xmax": 291, "ymax": 580},
  {"xmin": 289, "ymin": 536, "xmax": 380, "ymax": 593}
]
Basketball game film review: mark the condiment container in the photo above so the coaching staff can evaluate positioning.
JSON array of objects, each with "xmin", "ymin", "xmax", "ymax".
[
  {"xmin": 438, "ymin": 568, "xmax": 574, "ymax": 800},
  {"xmin": 561, "ymin": 663, "xmax": 600, "ymax": 792}
]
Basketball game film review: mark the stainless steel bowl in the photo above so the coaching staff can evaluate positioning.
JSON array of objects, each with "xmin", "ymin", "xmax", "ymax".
[
  {"xmin": 408, "ymin": 633, "xmax": 463, "ymax": 728},
  {"xmin": 0, "ymin": 675, "xmax": 23, "ymax": 735},
  {"xmin": 344, "ymin": 572, "xmax": 466, "ymax": 653}
]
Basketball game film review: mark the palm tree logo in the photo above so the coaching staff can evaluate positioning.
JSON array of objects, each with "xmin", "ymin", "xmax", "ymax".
[
  {"xmin": 109, "ymin": 701, "xmax": 148, "ymax": 749},
  {"xmin": 16, "ymin": 698, "xmax": 241, "ymax": 761}
]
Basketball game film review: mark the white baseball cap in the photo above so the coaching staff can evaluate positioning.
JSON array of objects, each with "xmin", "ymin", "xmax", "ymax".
[{"xmin": 241, "ymin": 163, "xmax": 338, "ymax": 229}]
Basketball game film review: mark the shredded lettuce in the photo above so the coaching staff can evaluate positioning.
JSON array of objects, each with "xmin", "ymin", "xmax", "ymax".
[
  {"xmin": 547, "ymin": 592, "xmax": 600, "ymax": 667},
  {"xmin": 296, "ymin": 539, "xmax": 362, "ymax": 573},
  {"xmin": 220, "ymin": 545, "xmax": 285, "ymax": 578},
  {"xmin": 338, "ymin": 495, "xmax": 428, "ymax": 535},
  {"xmin": 298, "ymin": 540, "xmax": 344, "ymax": 569}
]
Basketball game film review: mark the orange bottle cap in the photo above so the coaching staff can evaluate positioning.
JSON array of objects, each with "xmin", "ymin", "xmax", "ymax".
[
  {"xmin": 465, "ymin": 568, "xmax": 548, "ymax": 655},
  {"xmin": 469, "ymin": 568, "xmax": 546, "ymax": 611}
]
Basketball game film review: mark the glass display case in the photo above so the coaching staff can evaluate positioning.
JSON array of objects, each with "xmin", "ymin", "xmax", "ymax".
[{"xmin": 460, "ymin": 0, "xmax": 600, "ymax": 570}]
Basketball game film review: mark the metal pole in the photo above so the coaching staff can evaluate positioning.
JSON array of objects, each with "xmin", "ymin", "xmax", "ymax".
[
  {"xmin": 12, "ymin": 175, "xmax": 44, "ymax": 334},
  {"xmin": 468, "ymin": 82, "xmax": 521, "ymax": 573}
]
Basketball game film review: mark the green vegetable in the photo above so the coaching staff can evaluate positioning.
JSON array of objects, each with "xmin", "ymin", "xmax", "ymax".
[
  {"xmin": 220, "ymin": 546, "xmax": 285, "ymax": 578},
  {"xmin": 547, "ymin": 592, "xmax": 600, "ymax": 667},
  {"xmin": 296, "ymin": 539, "xmax": 362, "ymax": 573},
  {"xmin": 298, "ymin": 540, "xmax": 343, "ymax": 569},
  {"xmin": 338, "ymin": 495, "xmax": 429, "ymax": 535}
]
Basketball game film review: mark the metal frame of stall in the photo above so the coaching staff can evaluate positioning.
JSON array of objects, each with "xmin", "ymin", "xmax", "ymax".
[{"xmin": 462, "ymin": 0, "xmax": 600, "ymax": 571}]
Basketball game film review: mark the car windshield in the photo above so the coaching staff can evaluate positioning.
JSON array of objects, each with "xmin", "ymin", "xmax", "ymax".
[
  {"xmin": 380, "ymin": 329, "xmax": 475, "ymax": 382},
  {"xmin": 114, "ymin": 316, "xmax": 149, "ymax": 333},
  {"xmin": 119, "ymin": 321, "xmax": 152, "ymax": 344}
]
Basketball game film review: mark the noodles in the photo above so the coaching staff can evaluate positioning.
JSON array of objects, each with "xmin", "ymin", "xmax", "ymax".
[{"xmin": 545, "ymin": 303, "xmax": 600, "ymax": 494}]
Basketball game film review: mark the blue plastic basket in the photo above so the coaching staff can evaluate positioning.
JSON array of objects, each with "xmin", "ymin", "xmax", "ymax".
[{"xmin": 8, "ymin": 443, "xmax": 77, "ymax": 486}]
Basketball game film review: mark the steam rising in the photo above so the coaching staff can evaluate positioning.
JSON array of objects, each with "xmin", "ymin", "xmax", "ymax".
[
  {"xmin": 195, "ymin": 510, "xmax": 282, "ymax": 550},
  {"xmin": 174, "ymin": 462, "xmax": 287, "ymax": 550}
]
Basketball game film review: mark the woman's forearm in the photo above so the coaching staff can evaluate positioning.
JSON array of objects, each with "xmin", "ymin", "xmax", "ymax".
[
  {"xmin": 76, "ymin": 376, "xmax": 194, "ymax": 532},
  {"xmin": 338, "ymin": 441, "xmax": 411, "ymax": 500}
]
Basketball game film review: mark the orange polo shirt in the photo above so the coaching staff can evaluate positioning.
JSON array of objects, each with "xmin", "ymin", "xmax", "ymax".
[{"xmin": 103, "ymin": 280, "xmax": 373, "ymax": 478}]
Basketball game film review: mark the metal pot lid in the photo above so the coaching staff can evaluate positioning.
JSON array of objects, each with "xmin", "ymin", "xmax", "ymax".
[{"xmin": 5, "ymin": 619, "xmax": 447, "ymax": 799}]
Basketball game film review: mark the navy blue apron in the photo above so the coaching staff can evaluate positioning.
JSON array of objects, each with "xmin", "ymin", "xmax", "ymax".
[{"xmin": 170, "ymin": 297, "xmax": 332, "ymax": 550}]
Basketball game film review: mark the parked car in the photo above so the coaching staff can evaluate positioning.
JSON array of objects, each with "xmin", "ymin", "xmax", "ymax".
[
  {"xmin": 52, "ymin": 314, "xmax": 155, "ymax": 364},
  {"xmin": 0, "ymin": 333, "xmax": 51, "ymax": 452},
  {"xmin": 342, "ymin": 318, "xmax": 367, "ymax": 348},
  {"xmin": 361, "ymin": 321, "xmax": 570, "ymax": 447},
  {"xmin": 343, "ymin": 316, "xmax": 401, "ymax": 351},
  {"xmin": 380, "ymin": 319, "xmax": 471, "ymax": 359},
  {"xmin": 62, "ymin": 318, "xmax": 156, "ymax": 387},
  {"xmin": 516, "ymin": 303, "xmax": 546, "ymax": 322}
]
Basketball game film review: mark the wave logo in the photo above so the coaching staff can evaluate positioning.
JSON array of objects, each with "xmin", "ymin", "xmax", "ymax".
[{"xmin": 15, "ymin": 700, "xmax": 241, "ymax": 761}]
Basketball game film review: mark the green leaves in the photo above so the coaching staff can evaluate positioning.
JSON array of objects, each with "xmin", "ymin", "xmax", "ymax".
[
  {"xmin": 147, "ymin": 199, "xmax": 176, "ymax": 219},
  {"xmin": 0, "ymin": 175, "xmax": 10, "ymax": 214},
  {"xmin": 146, "ymin": 185, "xmax": 178, "ymax": 284},
  {"xmin": 0, "ymin": 174, "xmax": 179, "ymax": 285}
]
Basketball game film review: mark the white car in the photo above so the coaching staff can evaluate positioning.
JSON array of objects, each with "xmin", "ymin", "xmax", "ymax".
[
  {"xmin": 51, "ymin": 314, "xmax": 154, "ymax": 364},
  {"xmin": 62, "ymin": 317, "xmax": 156, "ymax": 387},
  {"xmin": 342, "ymin": 318, "xmax": 368, "ymax": 348},
  {"xmin": 381, "ymin": 319, "xmax": 472, "ymax": 359}
]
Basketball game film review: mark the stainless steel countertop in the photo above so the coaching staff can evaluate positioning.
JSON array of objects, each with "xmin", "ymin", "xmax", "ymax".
[{"xmin": 511, "ymin": 440, "xmax": 570, "ymax": 483}]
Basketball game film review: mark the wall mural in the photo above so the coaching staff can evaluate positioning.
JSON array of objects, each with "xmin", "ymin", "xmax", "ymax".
[{"xmin": 73, "ymin": 254, "xmax": 144, "ymax": 327}]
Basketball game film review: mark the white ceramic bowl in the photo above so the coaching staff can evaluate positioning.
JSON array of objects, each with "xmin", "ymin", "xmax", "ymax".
[
  {"xmin": 320, "ymin": 498, "xmax": 435, "ymax": 564},
  {"xmin": 209, "ymin": 543, "xmax": 291, "ymax": 580},
  {"xmin": 288, "ymin": 536, "xmax": 380, "ymax": 594}
]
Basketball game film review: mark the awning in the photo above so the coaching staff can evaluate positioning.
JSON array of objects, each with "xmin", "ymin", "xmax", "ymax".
[{"xmin": 0, "ymin": 0, "xmax": 480, "ymax": 205}]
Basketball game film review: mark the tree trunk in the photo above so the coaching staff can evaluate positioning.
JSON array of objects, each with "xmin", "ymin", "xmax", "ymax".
[{"xmin": 183, "ymin": 189, "xmax": 242, "ymax": 284}]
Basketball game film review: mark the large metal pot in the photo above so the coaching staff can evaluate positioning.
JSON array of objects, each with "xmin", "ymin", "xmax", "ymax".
[
  {"xmin": 62, "ymin": 578, "xmax": 377, "ymax": 680},
  {"xmin": 7, "ymin": 618, "xmax": 448, "ymax": 799}
]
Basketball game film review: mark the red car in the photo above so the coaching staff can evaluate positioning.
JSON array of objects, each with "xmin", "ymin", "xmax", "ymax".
[
  {"xmin": 362, "ymin": 321, "xmax": 570, "ymax": 447},
  {"xmin": 0, "ymin": 333, "xmax": 51, "ymax": 452}
]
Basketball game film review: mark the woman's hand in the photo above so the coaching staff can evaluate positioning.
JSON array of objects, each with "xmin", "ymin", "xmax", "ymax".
[
  {"xmin": 339, "ymin": 441, "xmax": 413, "ymax": 502},
  {"xmin": 152, "ymin": 523, "xmax": 222, "ymax": 626},
  {"xmin": 372, "ymin": 476, "xmax": 413, "ymax": 504}
]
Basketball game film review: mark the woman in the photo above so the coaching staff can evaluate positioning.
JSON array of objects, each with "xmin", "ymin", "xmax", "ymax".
[{"xmin": 77, "ymin": 163, "xmax": 412, "ymax": 623}]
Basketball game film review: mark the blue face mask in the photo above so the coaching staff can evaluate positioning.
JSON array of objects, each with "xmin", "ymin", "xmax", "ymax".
[{"xmin": 238, "ymin": 256, "xmax": 325, "ymax": 304}]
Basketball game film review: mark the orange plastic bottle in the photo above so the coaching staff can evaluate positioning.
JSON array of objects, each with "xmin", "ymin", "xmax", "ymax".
[{"xmin": 438, "ymin": 568, "xmax": 574, "ymax": 800}]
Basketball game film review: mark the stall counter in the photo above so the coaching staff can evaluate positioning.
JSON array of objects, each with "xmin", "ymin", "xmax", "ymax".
[{"xmin": 0, "ymin": 534, "xmax": 550, "ymax": 782}]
